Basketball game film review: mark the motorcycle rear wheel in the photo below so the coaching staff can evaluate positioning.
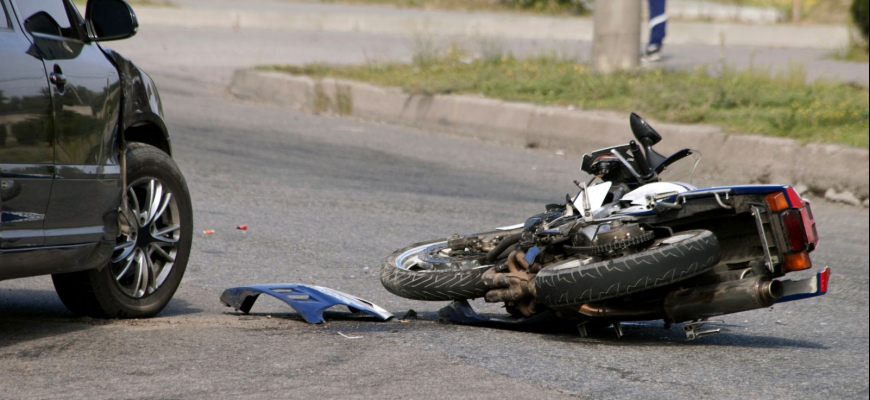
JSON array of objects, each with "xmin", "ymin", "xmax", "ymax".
[{"xmin": 535, "ymin": 230, "xmax": 720, "ymax": 307}]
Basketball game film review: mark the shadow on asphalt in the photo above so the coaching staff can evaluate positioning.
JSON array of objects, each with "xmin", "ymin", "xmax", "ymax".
[
  {"xmin": 0, "ymin": 289, "xmax": 70, "ymax": 317},
  {"xmin": 536, "ymin": 322, "xmax": 828, "ymax": 350},
  {"xmin": 213, "ymin": 307, "xmax": 829, "ymax": 350},
  {"xmin": 390, "ymin": 310, "xmax": 828, "ymax": 350},
  {"xmin": 160, "ymin": 297, "xmax": 205, "ymax": 317},
  {"xmin": 0, "ymin": 289, "xmax": 202, "ymax": 349}
]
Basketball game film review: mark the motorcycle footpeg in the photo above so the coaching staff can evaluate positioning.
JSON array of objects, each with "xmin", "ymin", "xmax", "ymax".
[{"xmin": 683, "ymin": 320, "xmax": 724, "ymax": 340}]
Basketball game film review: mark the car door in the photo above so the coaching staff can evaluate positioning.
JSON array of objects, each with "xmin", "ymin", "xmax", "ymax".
[
  {"xmin": 11, "ymin": 0, "xmax": 122, "ymax": 247},
  {"xmin": 0, "ymin": 0, "xmax": 55, "ymax": 250}
]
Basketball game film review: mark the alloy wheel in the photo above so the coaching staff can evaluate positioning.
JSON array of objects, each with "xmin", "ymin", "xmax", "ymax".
[{"xmin": 111, "ymin": 177, "xmax": 181, "ymax": 298}]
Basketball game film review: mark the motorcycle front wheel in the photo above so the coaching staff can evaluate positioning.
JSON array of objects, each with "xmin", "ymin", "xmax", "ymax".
[{"xmin": 381, "ymin": 239, "xmax": 494, "ymax": 301}]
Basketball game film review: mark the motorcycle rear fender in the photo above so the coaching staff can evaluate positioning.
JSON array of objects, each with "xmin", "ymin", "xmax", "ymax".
[{"xmin": 776, "ymin": 268, "xmax": 830, "ymax": 303}]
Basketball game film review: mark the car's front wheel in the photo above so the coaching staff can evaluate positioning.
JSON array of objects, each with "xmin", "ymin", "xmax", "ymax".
[{"xmin": 52, "ymin": 143, "xmax": 193, "ymax": 318}]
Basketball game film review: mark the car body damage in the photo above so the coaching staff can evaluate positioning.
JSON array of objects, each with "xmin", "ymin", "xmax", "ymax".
[
  {"xmin": 101, "ymin": 47, "xmax": 171, "ymax": 156},
  {"xmin": 220, "ymin": 284, "xmax": 394, "ymax": 324}
]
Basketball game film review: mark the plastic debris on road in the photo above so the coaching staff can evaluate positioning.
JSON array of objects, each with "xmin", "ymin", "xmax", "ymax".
[{"xmin": 220, "ymin": 283, "xmax": 394, "ymax": 324}]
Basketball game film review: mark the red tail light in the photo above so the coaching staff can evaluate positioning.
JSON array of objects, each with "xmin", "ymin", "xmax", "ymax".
[{"xmin": 781, "ymin": 209, "xmax": 808, "ymax": 252}]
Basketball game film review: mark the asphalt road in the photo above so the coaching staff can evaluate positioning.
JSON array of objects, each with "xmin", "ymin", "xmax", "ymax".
[{"xmin": 1, "ymin": 20, "xmax": 868, "ymax": 400}]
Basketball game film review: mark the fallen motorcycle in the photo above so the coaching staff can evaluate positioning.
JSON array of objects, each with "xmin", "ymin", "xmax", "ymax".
[{"xmin": 381, "ymin": 113, "xmax": 829, "ymax": 339}]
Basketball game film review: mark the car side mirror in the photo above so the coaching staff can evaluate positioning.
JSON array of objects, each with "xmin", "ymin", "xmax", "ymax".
[{"xmin": 86, "ymin": 0, "xmax": 138, "ymax": 42}]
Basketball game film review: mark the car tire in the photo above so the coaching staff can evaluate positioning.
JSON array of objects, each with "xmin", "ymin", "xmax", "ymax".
[{"xmin": 52, "ymin": 143, "xmax": 193, "ymax": 318}]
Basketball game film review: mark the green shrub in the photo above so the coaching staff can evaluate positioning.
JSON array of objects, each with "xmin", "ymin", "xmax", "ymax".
[
  {"xmin": 853, "ymin": 0, "xmax": 870, "ymax": 43},
  {"xmin": 500, "ymin": 0, "xmax": 591, "ymax": 14}
]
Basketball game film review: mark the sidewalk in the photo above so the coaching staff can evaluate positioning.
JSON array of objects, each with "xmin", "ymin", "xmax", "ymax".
[
  {"xmin": 668, "ymin": 0, "xmax": 784, "ymax": 24},
  {"xmin": 144, "ymin": 0, "xmax": 849, "ymax": 50}
]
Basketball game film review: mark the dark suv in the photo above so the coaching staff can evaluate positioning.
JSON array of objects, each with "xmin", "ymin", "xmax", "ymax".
[{"xmin": 0, "ymin": 0, "xmax": 192, "ymax": 318}]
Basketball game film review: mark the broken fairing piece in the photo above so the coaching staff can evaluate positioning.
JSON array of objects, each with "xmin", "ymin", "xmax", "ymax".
[{"xmin": 220, "ymin": 284, "xmax": 394, "ymax": 324}]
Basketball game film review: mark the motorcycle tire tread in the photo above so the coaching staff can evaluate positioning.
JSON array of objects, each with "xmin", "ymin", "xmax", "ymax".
[
  {"xmin": 535, "ymin": 230, "xmax": 720, "ymax": 307},
  {"xmin": 380, "ymin": 240, "xmax": 491, "ymax": 301}
]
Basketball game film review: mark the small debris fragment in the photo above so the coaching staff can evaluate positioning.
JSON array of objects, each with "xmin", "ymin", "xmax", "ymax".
[
  {"xmin": 399, "ymin": 320, "xmax": 410, "ymax": 324},
  {"xmin": 555, "ymin": 149, "xmax": 565, "ymax": 156},
  {"xmin": 203, "ymin": 230, "xmax": 215, "ymax": 235},
  {"xmin": 402, "ymin": 309, "xmax": 418, "ymax": 320},
  {"xmin": 337, "ymin": 332, "xmax": 362, "ymax": 340},
  {"xmin": 775, "ymin": 321, "xmax": 787, "ymax": 326},
  {"xmin": 824, "ymin": 188, "xmax": 861, "ymax": 207},
  {"xmin": 237, "ymin": 225, "xmax": 248, "ymax": 231}
]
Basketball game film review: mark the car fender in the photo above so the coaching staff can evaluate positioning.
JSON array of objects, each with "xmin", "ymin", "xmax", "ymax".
[{"xmin": 100, "ymin": 47, "xmax": 171, "ymax": 156}]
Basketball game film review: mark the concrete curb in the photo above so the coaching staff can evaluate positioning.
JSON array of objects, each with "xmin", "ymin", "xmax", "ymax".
[
  {"xmin": 230, "ymin": 69, "xmax": 869, "ymax": 200},
  {"xmin": 134, "ymin": 6, "xmax": 850, "ymax": 50},
  {"xmin": 669, "ymin": 0, "xmax": 783, "ymax": 24}
]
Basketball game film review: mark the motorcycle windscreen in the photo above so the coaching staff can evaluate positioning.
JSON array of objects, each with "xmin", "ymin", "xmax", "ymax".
[{"xmin": 658, "ymin": 150, "xmax": 702, "ymax": 186}]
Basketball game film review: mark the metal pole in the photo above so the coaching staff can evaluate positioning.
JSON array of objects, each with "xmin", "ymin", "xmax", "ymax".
[{"xmin": 592, "ymin": 0, "xmax": 643, "ymax": 74}]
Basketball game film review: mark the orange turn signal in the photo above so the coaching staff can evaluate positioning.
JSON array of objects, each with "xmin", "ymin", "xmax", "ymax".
[
  {"xmin": 784, "ymin": 252, "xmax": 812, "ymax": 272},
  {"xmin": 766, "ymin": 192, "xmax": 789, "ymax": 212}
]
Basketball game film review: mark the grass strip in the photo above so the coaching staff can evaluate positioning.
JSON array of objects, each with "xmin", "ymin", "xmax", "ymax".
[{"xmin": 266, "ymin": 54, "xmax": 869, "ymax": 148}]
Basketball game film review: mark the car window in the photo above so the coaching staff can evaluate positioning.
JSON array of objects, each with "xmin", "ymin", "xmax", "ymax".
[
  {"xmin": 1, "ymin": 0, "xmax": 11, "ymax": 30},
  {"xmin": 13, "ymin": 0, "xmax": 78, "ymax": 39}
]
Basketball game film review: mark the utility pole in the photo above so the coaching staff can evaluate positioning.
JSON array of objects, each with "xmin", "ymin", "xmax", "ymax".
[
  {"xmin": 592, "ymin": 0, "xmax": 643, "ymax": 74},
  {"xmin": 792, "ymin": 0, "xmax": 802, "ymax": 23}
]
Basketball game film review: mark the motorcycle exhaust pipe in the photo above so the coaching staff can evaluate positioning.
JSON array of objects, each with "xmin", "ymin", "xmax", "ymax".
[{"xmin": 663, "ymin": 276, "xmax": 783, "ymax": 323}]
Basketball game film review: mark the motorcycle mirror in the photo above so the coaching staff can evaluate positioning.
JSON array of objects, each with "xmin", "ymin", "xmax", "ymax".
[
  {"xmin": 630, "ymin": 113, "xmax": 662, "ymax": 146},
  {"xmin": 630, "ymin": 113, "xmax": 667, "ymax": 171}
]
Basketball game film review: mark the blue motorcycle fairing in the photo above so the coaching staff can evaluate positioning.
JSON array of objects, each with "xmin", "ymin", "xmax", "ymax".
[{"xmin": 220, "ymin": 284, "xmax": 394, "ymax": 324}]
